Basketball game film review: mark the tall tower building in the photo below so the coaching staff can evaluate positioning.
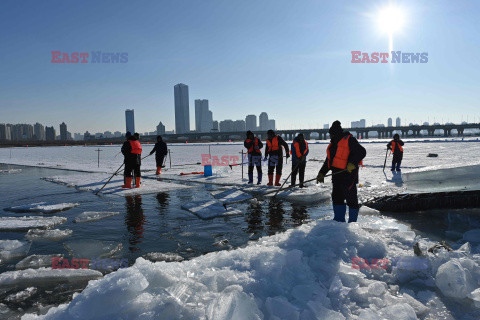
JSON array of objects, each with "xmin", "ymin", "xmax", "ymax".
[
  {"xmin": 245, "ymin": 115, "xmax": 257, "ymax": 131},
  {"xmin": 156, "ymin": 122, "xmax": 166, "ymax": 135},
  {"xmin": 60, "ymin": 122, "xmax": 67, "ymax": 141},
  {"xmin": 125, "ymin": 109, "xmax": 135, "ymax": 134},
  {"xmin": 45, "ymin": 126, "xmax": 56, "ymax": 141},
  {"xmin": 34, "ymin": 123, "xmax": 45, "ymax": 141},
  {"xmin": 195, "ymin": 99, "xmax": 213, "ymax": 132},
  {"xmin": 174, "ymin": 84, "xmax": 190, "ymax": 134},
  {"xmin": 396, "ymin": 117, "xmax": 401, "ymax": 127},
  {"xmin": 388, "ymin": 118, "xmax": 393, "ymax": 127},
  {"xmin": 259, "ymin": 112, "xmax": 269, "ymax": 131}
]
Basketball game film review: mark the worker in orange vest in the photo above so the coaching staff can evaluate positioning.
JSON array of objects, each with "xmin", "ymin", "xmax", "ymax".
[
  {"xmin": 317, "ymin": 121, "xmax": 366, "ymax": 223},
  {"xmin": 265, "ymin": 129, "xmax": 289, "ymax": 186},
  {"xmin": 290, "ymin": 133, "xmax": 309, "ymax": 188},
  {"xmin": 121, "ymin": 133, "xmax": 142, "ymax": 188},
  {"xmin": 387, "ymin": 133, "xmax": 404, "ymax": 172},
  {"xmin": 244, "ymin": 130, "xmax": 263, "ymax": 184}
]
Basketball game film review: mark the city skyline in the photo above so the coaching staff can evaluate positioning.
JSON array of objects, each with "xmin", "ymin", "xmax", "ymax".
[{"xmin": 1, "ymin": 1, "xmax": 479, "ymax": 134}]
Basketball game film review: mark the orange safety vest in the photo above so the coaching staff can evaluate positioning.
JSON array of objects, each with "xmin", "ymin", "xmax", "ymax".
[
  {"xmin": 130, "ymin": 140, "xmax": 142, "ymax": 155},
  {"xmin": 391, "ymin": 141, "xmax": 403, "ymax": 153},
  {"xmin": 246, "ymin": 137, "xmax": 261, "ymax": 154},
  {"xmin": 267, "ymin": 136, "xmax": 279, "ymax": 152},
  {"xmin": 292, "ymin": 140, "xmax": 308, "ymax": 158},
  {"xmin": 327, "ymin": 135, "xmax": 351, "ymax": 169}
]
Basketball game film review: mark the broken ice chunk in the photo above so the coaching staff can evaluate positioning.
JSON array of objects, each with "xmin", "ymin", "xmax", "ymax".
[
  {"xmin": 0, "ymin": 217, "xmax": 67, "ymax": 232},
  {"xmin": 63, "ymin": 240, "xmax": 122, "ymax": 259},
  {"xmin": 16, "ymin": 254, "xmax": 63, "ymax": 270},
  {"xmin": 142, "ymin": 252, "xmax": 184, "ymax": 262},
  {"xmin": 74, "ymin": 211, "xmax": 119, "ymax": 223},
  {"xmin": 4, "ymin": 287, "xmax": 37, "ymax": 302},
  {"xmin": 0, "ymin": 268, "xmax": 102, "ymax": 289},
  {"xmin": 25, "ymin": 229, "xmax": 72, "ymax": 241},
  {"xmin": 0, "ymin": 240, "xmax": 31, "ymax": 262},
  {"xmin": 4, "ymin": 202, "xmax": 80, "ymax": 213}
]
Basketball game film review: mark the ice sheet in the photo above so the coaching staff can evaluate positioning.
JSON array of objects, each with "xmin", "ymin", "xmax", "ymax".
[
  {"xmin": 43, "ymin": 173, "xmax": 192, "ymax": 196},
  {"xmin": 404, "ymin": 164, "xmax": 480, "ymax": 193},
  {"xmin": 73, "ymin": 211, "xmax": 119, "ymax": 223},
  {"xmin": 16, "ymin": 254, "xmax": 64, "ymax": 270},
  {"xmin": 0, "ymin": 268, "xmax": 103, "ymax": 289},
  {"xmin": 25, "ymin": 229, "xmax": 73, "ymax": 241},
  {"xmin": 142, "ymin": 252, "xmax": 184, "ymax": 262},
  {"xmin": 0, "ymin": 217, "xmax": 67, "ymax": 232},
  {"xmin": 210, "ymin": 188, "xmax": 252, "ymax": 204},
  {"xmin": 4, "ymin": 202, "xmax": 79, "ymax": 214},
  {"xmin": 181, "ymin": 200, "xmax": 243, "ymax": 219},
  {"xmin": 0, "ymin": 240, "xmax": 31, "ymax": 262},
  {"xmin": 63, "ymin": 240, "xmax": 122, "ymax": 259}
]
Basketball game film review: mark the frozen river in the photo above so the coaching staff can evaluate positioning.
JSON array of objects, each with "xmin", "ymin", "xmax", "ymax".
[{"xmin": 1, "ymin": 138, "xmax": 480, "ymax": 319}]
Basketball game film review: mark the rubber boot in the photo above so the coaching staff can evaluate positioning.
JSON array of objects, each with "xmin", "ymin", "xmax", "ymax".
[
  {"xmin": 275, "ymin": 174, "xmax": 281, "ymax": 186},
  {"xmin": 156, "ymin": 167, "xmax": 162, "ymax": 175},
  {"xmin": 348, "ymin": 208, "xmax": 359, "ymax": 223},
  {"xmin": 267, "ymin": 175, "xmax": 274, "ymax": 186},
  {"xmin": 122, "ymin": 177, "xmax": 132, "ymax": 189},
  {"xmin": 248, "ymin": 173, "xmax": 254, "ymax": 184},
  {"xmin": 257, "ymin": 173, "xmax": 262, "ymax": 185},
  {"xmin": 135, "ymin": 177, "xmax": 141, "ymax": 188},
  {"xmin": 333, "ymin": 205, "xmax": 346, "ymax": 222},
  {"xmin": 291, "ymin": 174, "xmax": 296, "ymax": 188}
]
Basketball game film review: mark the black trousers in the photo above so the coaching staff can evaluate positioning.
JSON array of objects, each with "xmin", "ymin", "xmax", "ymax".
[
  {"xmin": 291, "ymin": 162, "xmax": 306, "ymax": 186},
  {"xmin": 248, "ymin": 154, "xmax": 262, "ymax": 175},
  {"xmin": 268, "ymin": 155, "xmax": 283, "ymax": 175},
  {"xmin": 124, "ymin": 160, "xmax": 141, "ymax": 178},
  {"xmin": 332, "ymin": 172, "xmax": 359, "ymax": 209},
  {"xmin": 156, "ymin": 156, "xmax": 165, "ymax": 167},
  {"xmin": 392, "ymin": 153, "xmax": 403, "ymax": 171}
]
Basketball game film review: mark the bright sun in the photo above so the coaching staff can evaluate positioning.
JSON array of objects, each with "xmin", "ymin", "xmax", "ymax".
[{"xmin": 378, "ymin": 6, "xmax": 405, "ymax": 35}]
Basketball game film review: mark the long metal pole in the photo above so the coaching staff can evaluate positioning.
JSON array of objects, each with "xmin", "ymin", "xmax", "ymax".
[
  {"xmin": 169, "ymin": 149, "xmax": 172, "ymax": 168},
  {"xmin": 241, "ymin": 150, "xmax": 244, "ymax": 180}
]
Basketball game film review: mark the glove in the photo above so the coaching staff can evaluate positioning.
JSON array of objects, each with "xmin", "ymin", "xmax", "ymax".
[
  {"xmin": 346, "ymin": 163, "xmax": 356, "ymax": 173},
  {"xmin": 316, "ymin": 172, "xmax": 325, "ymax": 183},
  {"xmin": 300, "ymin": 155, "xmax": 306, "ymax": 162}
]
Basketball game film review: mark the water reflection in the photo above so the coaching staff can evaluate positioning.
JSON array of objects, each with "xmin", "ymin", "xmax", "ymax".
[
  {"xmin": 245, "ymin": 202, "xmax": 264, "ymax": 238},
  {"xmin": 266, "ymin": 198, "xmax": 286, "ymax": 235},
  {"xmin": 291, "ymin": 204, "xmax": 309, "ymax": 226},
  {"xmin": 124, "ymin": 195, "xmax": 145, "ymax": 252},
  {"xmin": 156, "ymin": 192, "xmax": 170, "ymax": 214}
]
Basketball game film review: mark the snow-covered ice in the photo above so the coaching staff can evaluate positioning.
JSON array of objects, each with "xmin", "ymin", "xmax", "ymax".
[
  {"xmin": 16, "ymin": 254, "xmax": 64, "ymax": 270},
  {"xmin": 0, "ymin": 240, "xmax": 31, "ymax": 262},
  {"xmin": 181, "ymin": 200, "xmax": 243, "ymax": 219},
  {"xmin": 73, "ymin": 211, "xmax": 119, "ymax": 223},
  {"xmin": 43, "ymin": 173, "xmax": 192, "ymax": 196},
  {"xmin": 0, "ymin": 169, "xmax": 22, "ymax": 174},
  {"xmin": 63, "ymin": 240, "xmax": 122, "ymax": 259},
  {"xmin": 4, "ymin": 202, "xmax": 79, "ymax": 214},
  {"xmin": 0, "ymin": 268, "xmax": 103, "ymax": 289},
  {"xmin": 21, "ymin": 208, "xmax": 480, "ymax": 319},
  {"xmin": 4, "ymin": 286, "xmax": 37, "ymax": 302},
  {"xmin": 210, "ymin": 188, "xmax": 252, "ymax": 204},
  {"xmin": 0, "ymin": 217, "xmax": 67, "ymax": 232},
  {"xmin": 25, "ymin": 229, "xmax": 73, "ymax": 241}
]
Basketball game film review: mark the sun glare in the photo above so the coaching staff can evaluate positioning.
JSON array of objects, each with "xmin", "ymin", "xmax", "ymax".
[{"xmin": 378, "ymin": 6, "xmax": 405, "ymax": 35}]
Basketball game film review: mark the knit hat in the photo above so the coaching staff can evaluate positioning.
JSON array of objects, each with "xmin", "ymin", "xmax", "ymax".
[{"xmin": 329, "ymin": 121, "xmax": 343, "ymax": 137}]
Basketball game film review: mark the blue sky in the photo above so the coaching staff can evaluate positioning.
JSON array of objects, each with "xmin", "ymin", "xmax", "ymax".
[{"xmin": 1, "ymin": 0, "xmax": 479, "ymax": 134}]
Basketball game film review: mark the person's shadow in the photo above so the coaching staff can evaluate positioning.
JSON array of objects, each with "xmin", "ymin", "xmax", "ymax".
[{"xmin": 383, "ymin": 171, "xmax": 404, "ymax": 187}]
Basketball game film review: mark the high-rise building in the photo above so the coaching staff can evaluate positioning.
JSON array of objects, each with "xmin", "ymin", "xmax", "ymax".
[
  {"xmin": 103, "ymin": 131, "xmax": 113, "ymax": 138},
  {"xmin": 74, "ymin": 133, "xmax": 83, "ymax": 141},
  {"xmin": 212, "ymin": 121, "xmax": 219, "ymax": 132},
  {"xmin": 60, "ymin": 122, "xmax": 67, "ymax": 141},
  {"xmin": 219, "ymin": 120, "xmax": 234, "ymax": 132},
  {"xmin": 234, "ymin": 120, "xmax": 246, "ymax": 132},
  {"xmin": 194, "ymin": 99, "xmax": 213, "ymax": 132},
  {"xmin": 156, "ymin": 122, "xmax": 166, "ymax": 135},
  {"xmin": 268, "ymin": 119, "xmax": 276, "ymax": 131},
  {"xmin": 323, "ymin": 124, "xmax": 329, "ymax": 129},
  {"xmin": 84, "ymin": 131, "xmax": 92, "ymax": 140},
  {"xmin": 10, "ymin": 124, "xmax": 33, "ymax": 140},
  {"xmin": 0, "ymin": 124, "xmax": 11, "ymax": 140},
  {"xmin": 45, "ymin": 126, "xmax": 56, "ymax": 141},
  {"xmin": 245, "ymin": 115, "xmax": 257, "ymax": 131},
  {"xmin": 174, "ymin": 84, "xmax": 190, "ymax": 134},
  {"xmin": 388, "ymin": 118, "xmax": 393, "ymax": 127},
  {"xmin": 114, "ymin": 131, "xmax": 122, "ymax": 138},
  {"xmin": 259, "ymin": 112, "xmax": 269, "ymax": 131},
  {"xmin": 33, "ymin": 123, "xmax": 45, "ymax": 141},
  {"xmin": 396, "ymin": 117, "xmax": 401, "ymax": 127},
  {"xmin": 360, "ymin": 119, "xmax": 366, "ymax": 128},
  {"xmin": 125, "ymin": 109, "xmax": 135, "ymax": 134}
]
